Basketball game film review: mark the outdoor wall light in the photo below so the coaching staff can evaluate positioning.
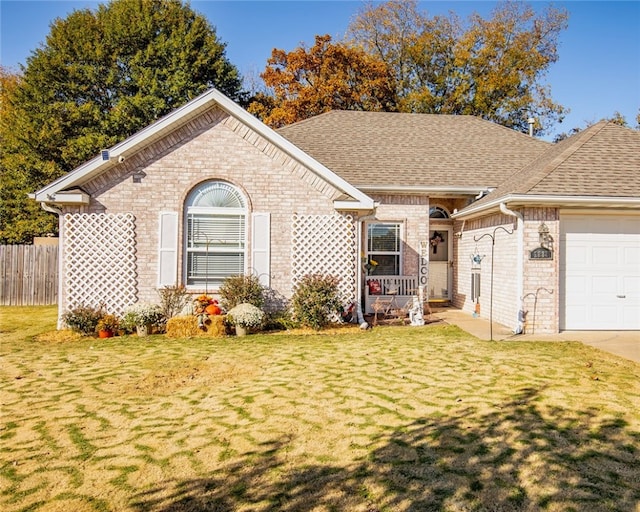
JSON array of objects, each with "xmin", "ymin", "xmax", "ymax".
[
  {"xmin": 132, "ymin": 170, "xmax": 146, "ymax": 183},
  {"xmin": 538, "ymin": 222, "xmax": 553, "ymax": 249}
]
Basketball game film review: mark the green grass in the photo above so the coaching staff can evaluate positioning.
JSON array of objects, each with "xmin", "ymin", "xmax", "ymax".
[{"xmin": 1, "ymin": 305, "xmax": 639, "ymax": 511}]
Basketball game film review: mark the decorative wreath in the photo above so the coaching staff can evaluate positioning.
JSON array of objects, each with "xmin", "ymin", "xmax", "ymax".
[{"xmin": 430, "ymin": 231, "xmax": 444, "ymax": 253}]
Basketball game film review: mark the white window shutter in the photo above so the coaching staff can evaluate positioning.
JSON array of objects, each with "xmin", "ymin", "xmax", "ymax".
[
  {"xmin": 251, "ymin": 213, "xmax": 270, "ymax": 286},
  {"xmin": 158, "ymin": 212, "xmax": 179, "ymax": 286}
]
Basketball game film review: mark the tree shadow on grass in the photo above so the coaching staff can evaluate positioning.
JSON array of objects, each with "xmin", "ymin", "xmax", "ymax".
[{"xmin": 131, "ymin": 387, "xmax": 640, "ymax": 511}]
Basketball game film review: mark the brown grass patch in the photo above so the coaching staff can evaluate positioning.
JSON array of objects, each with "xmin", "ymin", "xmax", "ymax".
[
  {"xmin": 121, "ymin": 359, "xmax": 261, "ymax": 395},
  {"xmin": 1, "ymin": 306, "xmax": 639, "ymax": 512},
  {"xmin": 34, "ymin": 329, "xmax": 84, "ymax": 343}
]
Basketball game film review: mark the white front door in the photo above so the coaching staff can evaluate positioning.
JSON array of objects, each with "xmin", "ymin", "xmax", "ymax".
[
  {"xmin": 560, "ymin": 214, "xmax": 640, "ymax": 330},
  {"xmin": 429, "ymin": 227, "xmax": 452, "ymax": 301}
]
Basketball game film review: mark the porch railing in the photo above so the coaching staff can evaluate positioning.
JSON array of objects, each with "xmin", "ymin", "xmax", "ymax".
[{"xmin": 364, "ymin": 275, "xmax": 419, "ymax": 315}]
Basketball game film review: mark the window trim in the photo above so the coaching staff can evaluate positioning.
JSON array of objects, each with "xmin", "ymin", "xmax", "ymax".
[
  {"xmin": 184, "ymin": 181, "xmax": 248, "ymax": 290},
  {"xmin": 365, "ymin": 221, "xmax": 403, "ymax": 276},
  {"xmin": 429, "ymin": 206, "xmax": 450, "ymax": 219}
]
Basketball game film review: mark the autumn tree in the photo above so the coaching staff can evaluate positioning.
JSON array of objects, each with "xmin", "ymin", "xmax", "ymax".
[
  {"xmin": 248, "ymin": 35, "xmax": 396, "ymax": 128},
  {"xmin": 1, "ymin": 0, "xmax": 242, "ymax": 243},
  {"xmin": 347, "ymin": 0, "xmax": 568, "ymax": 134}
]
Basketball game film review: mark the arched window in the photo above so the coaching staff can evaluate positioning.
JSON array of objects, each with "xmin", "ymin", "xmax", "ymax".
[
  {"xmin": 185, "ymin": 181, "xmax": 247, "ymax": 288},
  {"xmin": 429, "ymin": 206, "xmax": 450, "ymax": 219}
]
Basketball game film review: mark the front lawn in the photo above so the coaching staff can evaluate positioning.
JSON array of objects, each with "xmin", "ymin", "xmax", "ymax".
[{"xmin": 1, "ymin": 306, "xmax": 639, "ymax": 511}]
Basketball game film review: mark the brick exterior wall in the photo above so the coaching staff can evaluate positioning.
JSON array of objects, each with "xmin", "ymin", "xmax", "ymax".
[
  {"xmin": 453, "ymin": 207, "xmax": 561, "ymax": 334},
  {"xmin": 369, "ymin": 194, "xmax": 430, "ymax": 276},
  {"xmin": 54, "ymin": 103, "xmax": 565, "ymax": 332},
  {"xmin": 59, "ymin": 106, "xmax": 342, "ymax": 308},
  {"xmin": 521, "ymin": 208, "xmax": 560, "ymax": 334}
]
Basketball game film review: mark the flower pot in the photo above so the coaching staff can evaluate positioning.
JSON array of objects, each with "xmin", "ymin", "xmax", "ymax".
[
  {"xmin": 235, "ymin": 325, "xmax": 247, "ymax": 337},
  {"xmin": 98, "ymin": 329, "xmax": 113, "ymax": 339},
  {"xmin": 136, "ymin": 323, "xmax": 152, "ymax": 337}
]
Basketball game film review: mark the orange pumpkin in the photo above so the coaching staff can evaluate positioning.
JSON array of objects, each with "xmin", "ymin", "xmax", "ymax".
[{"xmin": 205, "ymin": 303, "xmax": 221, "ymax": 315}]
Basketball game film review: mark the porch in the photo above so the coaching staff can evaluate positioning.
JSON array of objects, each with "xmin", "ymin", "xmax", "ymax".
[{"xmin": 364, "ymin": 275, "xmax": 421, "ymax": 316}]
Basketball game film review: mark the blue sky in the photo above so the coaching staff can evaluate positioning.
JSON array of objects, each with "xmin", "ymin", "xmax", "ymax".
[{"xmin": 1, "ymin": 1, "xmax": 639, "ymax": 141}]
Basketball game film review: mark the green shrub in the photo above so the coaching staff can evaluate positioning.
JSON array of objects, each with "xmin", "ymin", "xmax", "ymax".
[
  {"xmin": 62, "ymin": 305, "xmax": 103, "ymax": 335},
  {"xmin": 219, "ymin": 274, "xmax": 265, "ymax": 311},
  {"xmin": 263, "ymin": 309, "xmax": 299, "ymax": 331},
  {"xmin": 291, "ymin": 274, "xmax": 342, "ymax": 330}
]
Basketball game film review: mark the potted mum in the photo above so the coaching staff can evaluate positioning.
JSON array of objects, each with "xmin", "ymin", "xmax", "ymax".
[
  {"xmin": 125, "ymin": 303, "xmax": 164, "ymax": 336},
  {"xmin": 96, "ymin": 313, "xmax": 119, "ymax": 338},
  {"xmin": 227, "ymin": 303, "xmax": 265, "ymax": 336}
]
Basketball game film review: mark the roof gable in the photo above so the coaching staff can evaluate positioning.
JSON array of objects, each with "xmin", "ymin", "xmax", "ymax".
[
  {"xmin": 32, "ymin": 89, "xmax": 374, "ymax": 210},
  {"xmin": 455, "ymin": 122, "xmax": 640, "ymax": 216}
]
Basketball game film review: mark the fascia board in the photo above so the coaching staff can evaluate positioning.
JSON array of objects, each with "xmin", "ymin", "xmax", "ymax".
[
  {"xmin": 453, "ymin": 194, "xmax": 640, "ymax": 219},
  {"xmin": 333, "ymin": 200, "xmax": 376, "ymax": 211},
  {"xmin": 356, "ymin": 185, "xmax": 489, "ymax": 196},
  {"xmin": 33, "ymin": 88, "xmax": 374, "ymax": 210}
]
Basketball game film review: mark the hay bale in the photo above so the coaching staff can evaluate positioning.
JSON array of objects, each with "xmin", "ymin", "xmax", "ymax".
[{"xmin": 166, "ymin": 315, "xmax": 227, "ymax": 338}]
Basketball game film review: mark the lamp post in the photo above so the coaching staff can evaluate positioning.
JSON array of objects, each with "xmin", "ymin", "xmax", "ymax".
[{"xmin": 474, "ymin": 226, "xmax": 514, "ymax": 341}]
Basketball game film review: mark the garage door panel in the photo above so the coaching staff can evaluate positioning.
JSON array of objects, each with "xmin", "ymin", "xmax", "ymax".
[
  {"xmin": 592, "ymin": 247, "xmax": 618, "ymax": 265},
  {"xmin": 561, "ymin": 214, "xmax": 640, "ymax": 331},
  {"xmin": 591, "ymin": 276, "xmax": 618, "ymax": 295},
  {"xmin": 624, "ymin": 246, "xmax": 640, "ymax": 264},
  {"xmin": 564, "ymin": 275, "xmax": 586, "ymax": 294},
  {"xmin": 622, "ymin": 276, "xmax": 640, "ymax": 294},
  {"xmin": 622, "ymin": 306, "xmax": 640, "ymax": 329},
  {"xmin": 563, "ymin": 245, "xmax": 588, "ymax": 266}
]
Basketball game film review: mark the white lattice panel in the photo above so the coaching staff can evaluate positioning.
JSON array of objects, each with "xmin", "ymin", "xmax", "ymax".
[
  {"xmin": 63, "ymin": 213, "xmax": 137, "ymax": 315},
  {"xmin": 292, "ymin": 214, "xmax": 357, "ymax": 303}
]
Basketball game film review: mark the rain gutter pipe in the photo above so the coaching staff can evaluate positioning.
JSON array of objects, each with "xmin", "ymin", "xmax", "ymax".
[
  {"xmin": 499, "ymin": 202, "xmax": 524, "ymax": 333},
  {"xmin": 40, "ymin": 202, "xmax": 65, "ymax": 329}
]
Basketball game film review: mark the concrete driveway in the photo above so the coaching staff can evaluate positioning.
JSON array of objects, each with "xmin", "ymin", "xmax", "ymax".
[{"xmin": 432, "ymin": 307, "xmax": 639, "ymax": 364}]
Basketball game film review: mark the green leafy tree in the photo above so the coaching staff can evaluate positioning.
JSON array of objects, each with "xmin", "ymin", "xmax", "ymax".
[
  {"xmin": 347, "ymin": 0, "xmax": 569, "ymax": 134},
  {"xmin": 1, "ymin": 0, "xmax": 242, "ymax": 243}
]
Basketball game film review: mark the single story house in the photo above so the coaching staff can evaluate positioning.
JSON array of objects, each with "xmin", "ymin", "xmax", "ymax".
[{"xmin": 31, "ymin": 88, "xmax": 640, "ymax": 332}]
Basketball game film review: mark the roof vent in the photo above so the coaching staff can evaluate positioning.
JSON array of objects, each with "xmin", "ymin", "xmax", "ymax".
[{"xmin": 527, "ymin": 118, "xmax": 535, "ymax": 137}]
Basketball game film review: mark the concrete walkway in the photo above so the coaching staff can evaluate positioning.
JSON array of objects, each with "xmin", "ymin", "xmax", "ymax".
[{"xmin": 431, "ymin": 307, "xmax": 640, "ymax": 364}]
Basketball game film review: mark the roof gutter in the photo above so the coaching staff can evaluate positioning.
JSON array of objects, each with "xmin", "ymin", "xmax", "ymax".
[
  {"xmin": 500, "ymin": 203, "xmax": 524, "ymax": 334},
  {"xmin": 356, "ymin": 184, "xmax": 491, "ymax": 196},
  {"xmin": 453, "ymin": 194, "xmax": 640, "ymax": 219}
]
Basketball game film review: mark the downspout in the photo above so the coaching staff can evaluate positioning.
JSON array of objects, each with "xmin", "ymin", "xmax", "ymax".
[
  {"xmin": 499, "ymin": 202, "xmax": 524, "ymax": 334},
  {"xmin": 355, "ymin": 210, "xmax": 378, "ymax": 326},
  {"xmin": 40, "ymin": 202, "xmax": 64, "ymax": 329}
]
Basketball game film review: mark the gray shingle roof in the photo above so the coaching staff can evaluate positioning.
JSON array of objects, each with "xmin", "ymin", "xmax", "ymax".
[
  {"xmin": 474, "ymin": 121, "xmax": 640, "ymax": 206},
  {"xmin": 277, "ymin": 110, "xmax": 550, "ymax": 189}
]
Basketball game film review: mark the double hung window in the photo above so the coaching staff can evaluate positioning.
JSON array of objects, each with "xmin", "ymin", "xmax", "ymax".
[
  {"xmin": 185, "ymin": 181, "xmax": 246, "ymax": 288},
  {"xmin": 367, "ymin": 222, "xmax": 401, "ymax": 275}
]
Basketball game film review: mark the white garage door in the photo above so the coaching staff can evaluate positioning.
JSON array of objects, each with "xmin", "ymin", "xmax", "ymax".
[{"xmin": 560, "ymin": 214, "xmax": 640, "ymax": 330}]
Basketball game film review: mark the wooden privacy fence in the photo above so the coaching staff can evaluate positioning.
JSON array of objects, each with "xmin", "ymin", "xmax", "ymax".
[{"xmin": 0, "ymin": 245, "xmax": 59, "ymax": 305}]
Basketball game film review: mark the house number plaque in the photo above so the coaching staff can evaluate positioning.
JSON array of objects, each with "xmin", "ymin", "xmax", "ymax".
[{"xmin": 530, "ymin": 247, "xmax": 553, "ymax": 260}]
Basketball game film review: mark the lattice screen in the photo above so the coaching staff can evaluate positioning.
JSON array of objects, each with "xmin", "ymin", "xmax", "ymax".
[
  {"xmin": 63, "ymin": 213, "xmax": 137, "ymax": 315},
  {"xmin": 291, "ymin": 214, "xmax": 357, "ymax": 303}
]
